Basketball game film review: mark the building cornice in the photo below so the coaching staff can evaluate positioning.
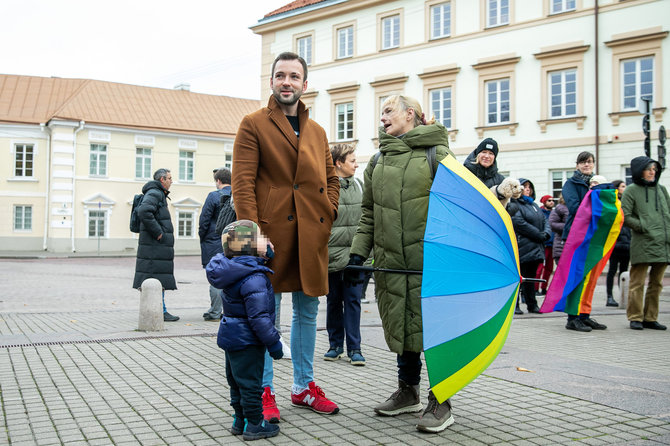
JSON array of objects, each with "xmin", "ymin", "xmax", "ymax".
[
  {"xmin": 533, "ymin": 44, "xmax": 590, "ymax": 59},
  {"xmin": 604, "ymin": 29, "xmax": 668, "ymax": 48}
]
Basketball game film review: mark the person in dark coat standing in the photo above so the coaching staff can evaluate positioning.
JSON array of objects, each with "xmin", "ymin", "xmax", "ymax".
[
  {"xmin": 199, "ymin": 167, "xmax": 232, "ymax": 321},
  {"xmin": 535, "ymin": 195, "xmax": 556, "ymax": 295},
  {"xmin": 133, "ymin": 168, "xmax": 178, "ymax": 322},
  {"xmin": 548, "ymin": 194, "xmax": 568, "ymax": 264},
  {"xmin": 621, "ymin": 156, "xmax": 670, "ymax": 331},
  {"xmin": 562, "ymin": 151, "xmax": 595, "ymax": 241},
  {"xmin": 463, "ymin": 138, "xmax": 522, "ymax": 207},
  {"xmin": 509, "ymin": 178, "xmax": 550, "ymax": 314},
  {"xmin": 605, "ymin": 180, "xmax": 631, "ymax": 307}
]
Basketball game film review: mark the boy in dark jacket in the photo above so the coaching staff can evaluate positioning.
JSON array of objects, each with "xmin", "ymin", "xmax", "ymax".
[{"xmin": 206, "ymin": 220, "xmax": 283, "ymax": 441}]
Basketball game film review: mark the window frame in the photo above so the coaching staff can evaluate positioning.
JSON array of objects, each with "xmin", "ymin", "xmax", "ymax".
[
  {"xmin": 549, "ymin": 68, "xmax": 577, "ymax": 119},
  {"xmin": 419, "ymin": 65, "xmax": 460, "ymax": 141},
  {"xmin": 370, "ymin": 74, "xmax": 409, "ymax": 141},
  {"xmin": 14, "ymin": 143, "xmax": 35, "ymax": 178},
  {"xmin": 472, "ymin": 55, "xmax": 519, "ymax": 138},
  {"xmin": 13, "ymin": 205, "xmax": 33, "ymax": 232},
  {"xmin": 378, "ymin": 9, "xmax": 403, "ymax": 52},
  {"xmin": 335, "ymin": 102, "xmax": 355, "ymax": 142},
  {"xmin": 334, "ymin": 22, "xmax": 355, "ymax": 59},
  {"xmin": 327, "ymin": 83, "xmax": 360, "ymax": 143},
  {"xmin": 179, "ymin": 150, "xmax": 194, "ymax": 182},
  {"xmin": 89, "ymin": 143, "xmax": 108, "ymax": 177},
  {"xmin": 485, "ymin": 0, "xmax": 510, "ymax": 28},
  {"xmin": 620, "ymin": 56, "xmax": 654, "ymax": 111},
  {"xmin": 87, "ymin": 209, "xmax": 107, "ymax": 238},
  {"xmin": 551, "ymin": 170, "xmax": 573, "ymax": 197},
  {"xmin": 428, "ymin": 1, "xmax": 451, "ymax": 41},
  {"xmin": 177, "ymin": 211, "xmax": 196, "ymax": 238},
  {"xmin": 549, "ymin": 0, "xmax": 576, "ymax": 15},
  {"xmin": 135, "ymin": 147, "xmax": 152, "ymax": 180},
  {"xmin": 294, "ymin": 31, "xmax": 314, "ymax": 66},
  {"xmin": 429, "ymin": 87, "xmax": 453, "ymax": 130}
]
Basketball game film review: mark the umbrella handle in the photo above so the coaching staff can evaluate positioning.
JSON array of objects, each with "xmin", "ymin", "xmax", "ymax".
[
  {"xmin": 344, "ymin": 265, "xmax": 423, "ymax": 275},
  {"xmin": 521, "ymin": 277, "xmax": 546, "ymax": 283}
]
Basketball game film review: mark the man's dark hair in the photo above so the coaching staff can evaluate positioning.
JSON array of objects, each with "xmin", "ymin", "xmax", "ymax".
[
  {"xmin": 153, "ymin": 168, "xmax": 170, "ymax": 181},
  {"xmin": 271, "ymin": 52, "xmax": 308, "ymax": 81},
  {"xmin": 576, "ymin": 151, "xmax": 595, "ymax": 164},
  {"xmin": 214, "ymin": 167, "xmax": 231, "ymax": 185}
]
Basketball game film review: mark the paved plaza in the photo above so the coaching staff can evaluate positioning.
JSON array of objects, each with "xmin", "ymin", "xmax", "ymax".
[{"xmin": 0, "ymin": 255, "xmax": 669, "ymax": 445}]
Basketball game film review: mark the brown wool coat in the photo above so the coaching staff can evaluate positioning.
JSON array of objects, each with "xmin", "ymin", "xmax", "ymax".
[{"xmin": 232, "ymin": 96, "xmax": 340, "ymax": 297}]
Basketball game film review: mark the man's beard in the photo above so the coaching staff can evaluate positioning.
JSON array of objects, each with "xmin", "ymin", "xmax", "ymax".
[{"xmin": 273, "ymin": 88, "xmax": 301, "ymax": 106}]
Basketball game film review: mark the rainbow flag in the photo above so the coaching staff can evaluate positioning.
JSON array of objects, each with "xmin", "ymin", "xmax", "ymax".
[{"xmin": 540, "ymin": 189, "xmax": 623, "ymax": 315}]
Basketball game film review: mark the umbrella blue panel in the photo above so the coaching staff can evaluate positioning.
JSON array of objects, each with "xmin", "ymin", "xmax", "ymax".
[{"xmin": 422, "ymin": 282, "xmax": 519, "ymax": 350}]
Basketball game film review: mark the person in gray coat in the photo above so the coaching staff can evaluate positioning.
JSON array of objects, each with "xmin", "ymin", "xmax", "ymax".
[{"xmin": 133, "ymin": 168, "xmax": 178, "ymax": 322}]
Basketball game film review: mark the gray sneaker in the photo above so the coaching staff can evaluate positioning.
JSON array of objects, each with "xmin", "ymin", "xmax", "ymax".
[
  {"xmin": 374, "ymin": 380, "xmax": 423, "ymax": 416},
  {"xmin": 416, "ymin": 391, "xmax": 455, "ymax": 433}
]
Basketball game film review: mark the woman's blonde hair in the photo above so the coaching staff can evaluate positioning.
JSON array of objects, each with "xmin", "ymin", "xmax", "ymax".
[
  {"xmin": 382, "ymin": 95, "xmax": 436, "ymax": 127},
  {"xmin": 330, "ymin": 143, "xmax": 356, "ymax": 165}
]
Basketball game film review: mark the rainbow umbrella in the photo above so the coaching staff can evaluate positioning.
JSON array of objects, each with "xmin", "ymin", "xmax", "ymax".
[{"xmin": 421, "ymin": 155, "xmax": 521, "ymax": 403}]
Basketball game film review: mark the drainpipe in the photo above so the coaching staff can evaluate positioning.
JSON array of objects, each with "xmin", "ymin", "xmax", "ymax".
[
  {"xmin": 40, "ymin": 123, "xmax": 51, "ymax": 251},
  {"xmin": 71, "ymin": 120, "xmax": 85, "ymax": 252},
  {"xmin": 594, "ymin": 0, "xmax": 600, "ymax": 172}
]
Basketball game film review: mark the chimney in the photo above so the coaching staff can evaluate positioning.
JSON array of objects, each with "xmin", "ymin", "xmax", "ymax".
[{"xmin": 174, "ymin": 83, "xmax": 190, "ymax": 91}]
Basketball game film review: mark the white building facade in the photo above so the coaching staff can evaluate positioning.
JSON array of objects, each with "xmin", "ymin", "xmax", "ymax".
[{"xmin": 253, "ymin": 0, "xmax": 669, "ymax": 195}]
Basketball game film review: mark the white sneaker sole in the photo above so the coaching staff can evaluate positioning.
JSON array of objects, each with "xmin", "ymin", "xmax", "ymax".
[
  {"xmin": 374, "ymin": 402, "xmax": 423, "ymax": 416},
  {"xmin": 416, "ymin": 414, "xmax": 455, "ymax": 433},
  {"xmin": 324, "ymin": 353, "xmax": 344, "ymax": 361}
]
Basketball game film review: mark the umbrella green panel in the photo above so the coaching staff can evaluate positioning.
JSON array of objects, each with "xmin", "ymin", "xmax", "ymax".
[{"xmin": 421, "ymin": 156, "xmax": 522, "ymax": 404}]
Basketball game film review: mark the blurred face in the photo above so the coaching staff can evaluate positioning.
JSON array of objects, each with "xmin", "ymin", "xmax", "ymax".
[
  {"xmin": 477, "ymin": 149, "xmax": 495, "ymax": 168},
  {"xmin": 159, "ymin": 172, "xmax": 173, "ymax": 191},
  {"xmin": 381, "ymin": 104, "xmax": 415, "ymax": 136},
  {"xmin": 576, "ymin": 157, "xmax": 595, "ymax": 175},
  {"xmin": 270, "ymin": 59, "xmax": 307, "ymax": 107},
  {"xmin": 336, "ymin": 153, "xmax": 358, "ymax": 178},
  {"xmin": 643, "ymin": 164, "xmax": 658, "ymax": 182},
  {"xmin": 617, "ymin": 182, "xmax": 626, "ymax": 198},
  {"xmin": 523, "ymin": 182, "xmax": 532, "ymax": 197}
]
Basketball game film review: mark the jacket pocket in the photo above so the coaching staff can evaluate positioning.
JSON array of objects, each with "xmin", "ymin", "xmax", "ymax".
[{"xmin": 259, "ymin": 186, "xmax": 278, "ymax": 224}]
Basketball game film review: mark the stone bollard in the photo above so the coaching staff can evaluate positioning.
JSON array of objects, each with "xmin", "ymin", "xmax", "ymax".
[
  {"xmin": 139, "ymin": 278, "xmax": 164, "ymax": 331},
  {"xmin": 619, "ymin": 271, "xmax": 630, "ymax": 309}
]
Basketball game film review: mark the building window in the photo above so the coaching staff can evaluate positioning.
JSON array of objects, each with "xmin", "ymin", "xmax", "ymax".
[
  {"xmin": 381, "ymin": 14, "xmax": 400, "ymax": 50},
  {"xmin": 14, "ymin": 205, "xmax": 32, "ymax": 231},
  {"xmin": 622, "ymin": 56, "xmax": 654, "ymax": 111},
  {"xmin": 551, "ymin": 170, "xmax": 573, "ymax": 197},
  {"xmin": 14, "ymin": 144, "xmax": 34, "ymax": 177},
  {"xmin": 624, "ymin": 166, "xmax": 632, "ymax": 185},
  {"xmin": 549, "ymin": 69, "xmax": 577, "ymax": 118},
  {"xmin": 179, "ymin": 151, "xmax": 194, "ymax": 182},
  {"xmin": 487, "ymin": 0, "xmax": 509, "ymax": 27},
  {"xmin": 486, "ymin": 78, "xmax": 510, "ymax": 124},
  {"xmin": 336, "ymin": 102, "xmax": 354, "ymax": 141},
  {"xmin": 136, "ymin": 148, "xmax": 152, "ymax": 179},
  {"xmin": 430, "ymin": 87, "xmax": 452, "ymax": 129},
  {"xmin": 88, "ymin": 210, "xmax": 106, "ymax": 237},
  {"xmin": 178, "ymin": 212, "xmax": 195, "ymax": 237},
  {"xmin": 296, "ymin": 35, "xmax": 312, "ymax": 66},
  {"xmin": 225, "ymin": 153, "xmax": 233, "ymax": 170},
  {"xmin": 430, "ymin": 2, "xmax": 451, "ymax": 39},
  {"xmin": 89, "ymin": 144, "xmax": 107, "ymax": 176},
  {"xmin": 337, "ymin": 26, "xmax": 354, "ymax": 59},
  {"xmin": 550, "ymin": 0, "xmax": 575, "ymax": 14}
]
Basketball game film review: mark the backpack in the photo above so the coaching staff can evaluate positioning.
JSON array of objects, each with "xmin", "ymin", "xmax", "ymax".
[
  {"xmin": 129, "ymin": 193, "xmax": 144, "ymax": 233},
  {"xmin": 370, "ymin": 146, "xmax": 438, "ymax": 179},
  {"xmin": 215, "ymin": 193, "xmax": 237, "ymax": 236}
]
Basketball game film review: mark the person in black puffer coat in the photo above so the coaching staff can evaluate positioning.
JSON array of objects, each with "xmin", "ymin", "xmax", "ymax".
[
  {"xmin": 605, "ymin": 180, "xmax": 631, "ymax": 307},
  {"xmin": 133, "ymin": 168, "xmax": 178, "ymax": 321},
  {"xmin": 508, "ymin": 178, "xmax": 550, "ymax": 314}
]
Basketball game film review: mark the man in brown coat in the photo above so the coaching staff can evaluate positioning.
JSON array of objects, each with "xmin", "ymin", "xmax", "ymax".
[{"xmin": 233, "ymin": 52, "xmax": 340, "ymax": 422}]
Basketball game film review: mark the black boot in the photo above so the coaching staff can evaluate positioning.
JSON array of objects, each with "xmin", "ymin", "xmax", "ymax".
[
  {"xmin": 515, "ymin": 297, "xmax": 523, "ymax": 315},
  {"xmin": 606, "ymin": 295, "xmax": 619, "ymax": 307}
]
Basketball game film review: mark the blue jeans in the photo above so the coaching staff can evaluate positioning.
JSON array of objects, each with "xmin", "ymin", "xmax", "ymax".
[
  {"xmin": 326, "ymin": 271, "xmax": 362, "ymax": 352},
  {"xmin": 262, "ymin": 291, "xmax": 318, "ymax": 391},
  {"xmin": 204, "ymin": 285, "xmax": 223, "ymax": 318}
]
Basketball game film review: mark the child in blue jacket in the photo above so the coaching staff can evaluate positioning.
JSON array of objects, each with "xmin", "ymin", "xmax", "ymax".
[{"xmin": 206, "ymin": 219, "xmax": 282, "ymax": 441}]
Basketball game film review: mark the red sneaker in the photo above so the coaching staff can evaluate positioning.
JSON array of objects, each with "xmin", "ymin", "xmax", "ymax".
[
  {"xmin": 291, "ymin": 382, "xmax": 339, "ymax": 414},
  {"xmin": 262, "ymin": 387, "xmax": 280, "ymax": 423}
]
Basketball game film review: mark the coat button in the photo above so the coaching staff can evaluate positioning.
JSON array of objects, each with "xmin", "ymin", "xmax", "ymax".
[
  {"xmin": 294, "ymin": 184, "xmax": 299, "ymax": 190},
  {"xmin": 288, "ymin": 215, "xmax": 294, "ymax": 221},
  {"xmin": 320, "ymin": 217, "xmax": 324, "ymax": 223},
  {"xmin": 319, "ymin": 187, "xmax": 324, "ymax": 193}
]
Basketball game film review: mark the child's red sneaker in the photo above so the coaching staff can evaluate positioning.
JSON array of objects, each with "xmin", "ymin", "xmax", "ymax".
[{"xmin": 262, "ymin": 387, "xmax": 280, "ymax": 423}]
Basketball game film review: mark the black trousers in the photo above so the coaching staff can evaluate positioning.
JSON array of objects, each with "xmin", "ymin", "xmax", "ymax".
[
  {"xmin": 606, "ymin": 248, "xmax": 630, "ymax": 296},
  {"xmin": 520, "ymin": 260, "xmax": 542, "ymax": 310},
  {"xmin": 397, "ymin": 350, "xmax": 422, "ymax": 386},
  {"xmin": 225, "ymin": 345, "xmax": 265, "ymax": 424}
]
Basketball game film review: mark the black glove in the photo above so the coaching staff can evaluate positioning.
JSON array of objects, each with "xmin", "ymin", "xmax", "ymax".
[
  {"xmin": 541, "ymin": 232, "xmax": 551, "ymax": 242},
  {"xmin": 269, "ymin": 342, "xmax": 283, "ymax": 360},
  {"xmin": 343, "ymin": 254, "xmax": 366, "ymax": 287}
]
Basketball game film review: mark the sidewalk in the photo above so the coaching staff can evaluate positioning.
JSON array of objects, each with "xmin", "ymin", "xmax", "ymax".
[{"xmin": 1, "ymin": 256, "xmax": 669, "ymax": 445}]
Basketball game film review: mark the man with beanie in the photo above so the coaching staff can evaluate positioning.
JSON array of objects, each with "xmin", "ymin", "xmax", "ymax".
[
  {"xmin": 232, "ymin": 52, "xmax": 340, "ymax": 421},
  {"xmin": 206, "ymin": 220, "xmax": 282, "ymax": 440},
  {"xmin": 621, "ymin": 156, "xmax": 670, "ymax": 331},
  {"xmin": 536, "ymin": 195, "xmax": 555, "ymax": 295}
]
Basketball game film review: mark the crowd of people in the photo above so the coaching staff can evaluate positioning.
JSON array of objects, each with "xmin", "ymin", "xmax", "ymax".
[{"xmin": 130, "ymin": 52, "xmax": 669, "ymax": 441}]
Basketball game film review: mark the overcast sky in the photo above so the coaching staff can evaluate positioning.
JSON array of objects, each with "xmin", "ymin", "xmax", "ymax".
[{"xmin": 0, "ymin": 0, "xmax": 291, "ymax": 100}]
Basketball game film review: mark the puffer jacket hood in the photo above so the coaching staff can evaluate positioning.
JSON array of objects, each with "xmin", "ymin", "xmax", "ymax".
[
  {"xmin": 142, "ymin": 180, "xmax": 169, "ymax": 197},
  {"xmin": 631, "ymin": 156, "xmax": 662, "ymax": 186},
  {"xmin": 206, "ymin": 255, "xmax": 272, "ymax": 290},
  {"xmin": 517, "ymin": 178, "xmax": 536, "ymax": 200},
  {"xmin": 379, "ymin": 122, "xmax": 450, "ymax": 154},
  {"xmin": 463, "ymin": 149, "xmax": 505, "ymax": 188}
]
